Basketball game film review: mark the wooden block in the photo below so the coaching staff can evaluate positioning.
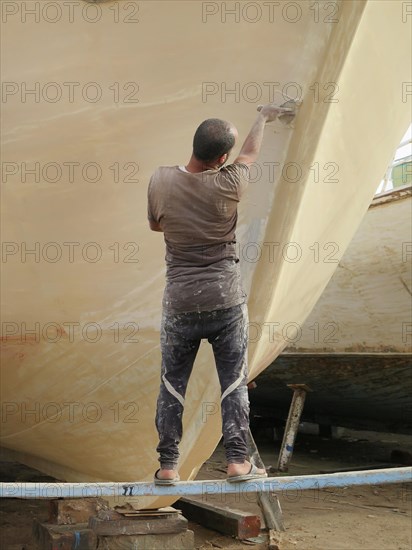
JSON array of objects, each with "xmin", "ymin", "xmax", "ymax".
[
  {"xmin": 175, "ymin": 497, "xmax": 261, "ymax": 540},
  {"xmin": 97, "ymin": 530, "xmax": 194, "ymax": 549},
  {"xmin": 32, "ymin": 519, "xmax": 97, "ymax": 550},
  {"xmin": 96, "ymin": 505, "xmax": 179, "ymax": 524},
  {"xmin": 89, "ymin": 513, "xmax": 188, "ymax": 536},
  {"xmin": 48, "ymin": 497, "xmax": 104, "ymax": 525}
]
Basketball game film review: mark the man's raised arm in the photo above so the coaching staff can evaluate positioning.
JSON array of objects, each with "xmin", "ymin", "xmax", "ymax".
[{"xmin": 234, "ymin": 104, "xmax": 286, "ymax": 166}]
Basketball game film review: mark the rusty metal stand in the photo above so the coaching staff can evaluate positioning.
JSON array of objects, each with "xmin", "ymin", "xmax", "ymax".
[
  {"xmin": 277, "ymin": 384, "xmax": 312, "ymax": 472},
  {"xmin": 247, "ymin": 428, "xmax": 285, "ymax": 549}
]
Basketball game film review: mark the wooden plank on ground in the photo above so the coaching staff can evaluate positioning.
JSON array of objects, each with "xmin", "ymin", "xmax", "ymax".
[
  {"xmin": 120, "ymin": 506, "xmax": 178, "ymax": 517},
  {"xmin": 88, "ymin": 514, "xmax": 188, "ymax": 536},
  {"xmin": 175, "ymin": 497, "xmax": 261, "ymax": 540}
]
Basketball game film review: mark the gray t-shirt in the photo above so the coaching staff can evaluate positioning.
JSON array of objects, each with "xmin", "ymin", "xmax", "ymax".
[{"xmin": 147, "ymin": 163, "xmax": 249, "ymax": 313}]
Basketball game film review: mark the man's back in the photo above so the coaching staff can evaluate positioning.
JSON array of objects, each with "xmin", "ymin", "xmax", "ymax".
[{"xmin": 147, "ymin": 163, "xmax": 249, "ymax": 313}]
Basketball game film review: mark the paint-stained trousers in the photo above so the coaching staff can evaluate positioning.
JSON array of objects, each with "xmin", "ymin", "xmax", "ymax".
[{"xmin": 155, "ymin": 303, "xmax": 249, "ymax": 469}]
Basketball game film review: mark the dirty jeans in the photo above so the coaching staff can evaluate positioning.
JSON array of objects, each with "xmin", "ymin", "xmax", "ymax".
[{"xmin": 155, "ymin": 303, "xmax": 249, "ymax": 469}]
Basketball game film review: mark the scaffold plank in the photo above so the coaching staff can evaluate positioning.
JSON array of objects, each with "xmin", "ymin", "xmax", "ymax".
[{"xmin": 0, "ymin": 467, "xmax": 410, "ymax": 499}]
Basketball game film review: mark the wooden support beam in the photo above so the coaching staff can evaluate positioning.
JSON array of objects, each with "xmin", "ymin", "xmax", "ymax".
[{"xmin": 175, "ymin": 497, "xmax": 261, "ymax": 540}]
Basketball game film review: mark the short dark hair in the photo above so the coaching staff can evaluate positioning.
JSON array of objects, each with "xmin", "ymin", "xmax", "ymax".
[{"xmin": 193, "ymin": 119, "xmax": 235, "ymax": 162}]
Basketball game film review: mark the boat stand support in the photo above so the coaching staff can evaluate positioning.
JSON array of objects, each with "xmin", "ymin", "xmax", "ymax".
[{"xmin": 277, "ymin": 384, "xmax": 312, "ymax": 472}]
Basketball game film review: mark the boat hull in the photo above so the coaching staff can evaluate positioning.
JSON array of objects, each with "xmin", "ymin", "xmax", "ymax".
[
  {"xmin": 1, "ymin": 1, "xmax": 411, "ymax": 508},
  {"xmin": 250, "ymin": 354, "xmax": 412, "ymax": 434}
]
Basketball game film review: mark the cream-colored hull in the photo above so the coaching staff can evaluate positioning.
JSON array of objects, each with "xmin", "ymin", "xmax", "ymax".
[
  {"xmin": 1, "ymin": 1, "xmax": 411, "ymax": 508},
  {"xmin": 284, "ymin": 186, "xmax": 412, "ymax": 354},
  {"xmin": 250, "ymin": 188, "xmax": 412, "ymax": 433}
]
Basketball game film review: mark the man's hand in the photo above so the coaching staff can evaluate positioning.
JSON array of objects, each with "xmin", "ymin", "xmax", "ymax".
[
  {"xmin": 234, "ymin": 104, "xmax": 290, "ymax": 166},
  {"xmin": 257, "ymin": 103, "xmax": 293, "ymax": 122}
]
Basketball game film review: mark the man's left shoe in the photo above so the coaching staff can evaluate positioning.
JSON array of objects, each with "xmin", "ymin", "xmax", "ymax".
[
  {"xmin": 153, "ymin": 468, "xmax": 180, "ymax": 486},
  {"xmin": 226, "ymin": 463, "xmax": 268, "ymax": 483}
]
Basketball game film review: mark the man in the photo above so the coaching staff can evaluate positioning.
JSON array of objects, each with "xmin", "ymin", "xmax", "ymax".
[{"xmin": 148, "ymin": 104, "xmax": 283, "ymax": 485}]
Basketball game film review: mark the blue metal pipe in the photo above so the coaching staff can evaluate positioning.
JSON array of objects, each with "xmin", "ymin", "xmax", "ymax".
[{"xmin": 0, "ymin": 467, "xmax": 410, "ymax": 499}]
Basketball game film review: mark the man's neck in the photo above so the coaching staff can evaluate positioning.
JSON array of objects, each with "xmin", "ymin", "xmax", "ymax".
[{"xmin": 185, "ymin": 154, "xmax": 221, "ymax": 173}]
